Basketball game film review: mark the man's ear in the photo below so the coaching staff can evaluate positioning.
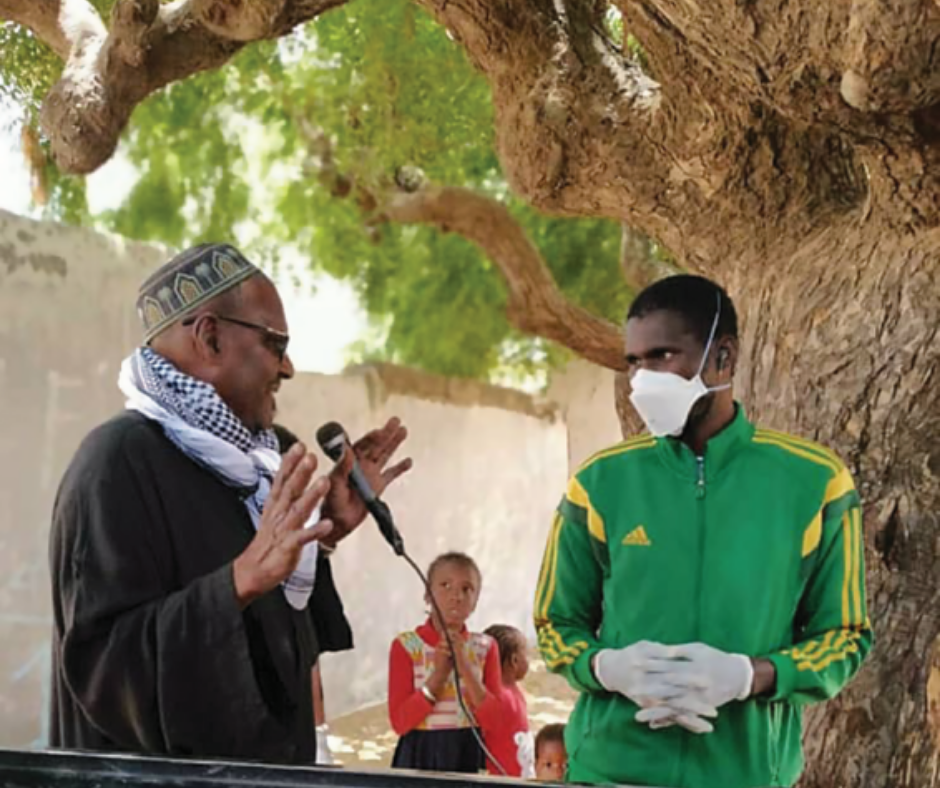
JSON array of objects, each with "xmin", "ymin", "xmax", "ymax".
[
  {"xmin": 191, "ymin": 314, "xmax": 221, "ymax": 359},
  {"xmin": 716, "ymin": 338, "xmax": 739, "ymax": 378}
]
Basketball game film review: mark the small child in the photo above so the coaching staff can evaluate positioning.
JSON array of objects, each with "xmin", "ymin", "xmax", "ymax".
[
  {"xmin": 387, "ymin": 552, "xmax": 502, "ymax": 773},
  {"xmin": 481, "ymin": 624, "xmax": 534, "ymax": 777},
  {"xmin": 535, "ymin": 724, "xmax": 568, "ymax": 782}
]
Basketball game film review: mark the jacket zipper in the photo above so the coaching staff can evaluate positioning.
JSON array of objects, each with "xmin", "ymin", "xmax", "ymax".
[{"xmin": 680, "ymin": 456, "xmax": 707, "ymax": 788}]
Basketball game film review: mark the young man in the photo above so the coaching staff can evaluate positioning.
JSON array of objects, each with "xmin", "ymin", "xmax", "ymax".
[
  {"xmin": 49, "ymin": 244, "xmax": 411, "ymax": 764},
  {"xmin": 535, "ymin": 275, "xmax": 872, "ymax": 787}
]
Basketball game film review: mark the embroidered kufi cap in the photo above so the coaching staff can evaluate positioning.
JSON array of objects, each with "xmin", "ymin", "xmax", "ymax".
[{"xmin": 136, "ymin": 243, "xmax": 260, "ymax": 343}]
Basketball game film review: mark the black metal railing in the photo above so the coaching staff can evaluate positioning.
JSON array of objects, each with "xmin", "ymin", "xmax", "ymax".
[{"xmin": 0, "ymin": 749, "xmax": 534, "ymax": 788}]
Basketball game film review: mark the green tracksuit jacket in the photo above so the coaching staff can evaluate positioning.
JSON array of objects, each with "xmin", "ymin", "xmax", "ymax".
[{"xmin": 534, "ymin": 406, "xmax": 872, "ymax": 788}]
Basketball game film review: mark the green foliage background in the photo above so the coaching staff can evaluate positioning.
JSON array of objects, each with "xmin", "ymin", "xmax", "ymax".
[{"xmin": 0, "ymin": 1, "xmax": 640, "ymax": 383}]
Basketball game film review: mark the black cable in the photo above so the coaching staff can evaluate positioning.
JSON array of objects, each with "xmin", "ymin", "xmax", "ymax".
[{"xmin": 400, "ymin": 550, "xmax": 509, "ymax": 777}]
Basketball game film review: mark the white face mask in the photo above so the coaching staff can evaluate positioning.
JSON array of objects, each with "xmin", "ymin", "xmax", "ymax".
[{"xmin": 628, "ymin": 297, "xmax": 730, "ymax": 437}]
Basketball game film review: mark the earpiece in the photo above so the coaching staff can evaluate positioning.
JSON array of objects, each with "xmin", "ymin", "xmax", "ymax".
[{"xmin": 717, "ymin": 348, "xmax": 729, "ymax": 370}]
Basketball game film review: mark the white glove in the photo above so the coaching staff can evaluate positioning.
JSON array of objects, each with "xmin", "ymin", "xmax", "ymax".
[
  {"xmin": 593, "ymin": 641, "xmax": 680, "ymax": 705},
  {"xmin": 648, "ymin": 642, "xmax": 754, "ymax": 709},
  {"xmin": 631, "ymin": 642, "xmax": 751, "ymax": 735},
  {"xmin": 595, "ymin": 642, "xmax": 749, "ymax": 735},
  {"xmin": 634, "ymin": 702, "xmax": 717, "ymax": 734},
  {"xmin": 593, "ymin": 640, "xmax": 715, "ymax": 732}
]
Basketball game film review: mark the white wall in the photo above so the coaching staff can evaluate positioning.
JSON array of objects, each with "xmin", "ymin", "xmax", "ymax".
[
  {"xmin": 547, "ymin": 357, "xmax": 623, "ymax": 471},
  {"xmin": 0, "ymin": 211, "xmax": 167, "ymax": 747}
]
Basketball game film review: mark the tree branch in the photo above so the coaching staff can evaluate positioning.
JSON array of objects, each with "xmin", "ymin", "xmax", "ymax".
[
  {"xmin": 190, "ymin": 0, "xmax": 285, "ymax": 41},
  {"xmin": 385, "ymin": 186, "xmax": 627, "ymax": 372},
  {"xmin": 109, "ymin": 0, "xmax": 159, "ymax": 67},
  {"xmin": 0, "ymin": 0, "xmax": 103, "ymax": 60},
  {"xmin": 0, "ymin": 0, "xmax": 349, "ymax": 174}
]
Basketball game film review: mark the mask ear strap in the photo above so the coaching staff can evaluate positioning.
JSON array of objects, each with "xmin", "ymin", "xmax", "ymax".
[{"xmin": 697, "ymin": 291, "xmax": 723, "ymax": 377}]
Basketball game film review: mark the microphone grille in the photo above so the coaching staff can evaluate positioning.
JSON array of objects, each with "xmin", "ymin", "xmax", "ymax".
[{"xmin": 316, "ymin": 421, "xmax": 347, "ymax": 461}]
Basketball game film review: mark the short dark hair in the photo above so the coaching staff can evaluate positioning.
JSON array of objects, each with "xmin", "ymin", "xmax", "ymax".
[
  {"xmin": 535, "ymin": 723, "xmax": 566, "ymax": 757},
  {"xmin": 484, "ymin": 624, "xmax": 525, "ymax": 666},
  {"xmin": 427, "ymin": 551, "xmax": 481, "ymax": 587},
  {"xmin": 627, "ymin": 275, "xmax": 738, "ymax": 346}
]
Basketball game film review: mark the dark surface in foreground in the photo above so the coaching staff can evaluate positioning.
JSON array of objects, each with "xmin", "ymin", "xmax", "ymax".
[{"xmin": 0, "ymin": 749, "xmax": 541, "ymax": 788}]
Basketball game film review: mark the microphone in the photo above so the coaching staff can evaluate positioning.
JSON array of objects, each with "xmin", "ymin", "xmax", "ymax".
[{"xmin": 316, "ymin": 421, "xmax": 405, "ymax": 556}]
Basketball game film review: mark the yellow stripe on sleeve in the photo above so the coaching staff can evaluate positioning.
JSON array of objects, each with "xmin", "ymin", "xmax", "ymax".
[
  {"xmin": 809, "ymin": 630, "xmax": 847, "ymax": 665},
  {"xmin": 852, "ymin": 508, "xmax": 864, "ymax": 625},
  {"xmin": 543, "ymin": 516, "xmax": 563, "ymax": 621},
  {"xmin": 538, "ymin": 626, "xmax": 588, "ymax": 662},
  {"xmin": 576, "ymin": 435, "xmax": 657, "ymax": 474},
  {"xmin": 796, "ymin": 632, "xmax": 861, "ymax": 671},
  {"xmin": 841, "ymin": 511, "xmax": 853, "ymax": 628},
  {"xmin": 798, "ymin": 642, "xmax": 861, "ymax": 672},
  {"xmin": 789, "ymin": 631, "xmax": 834, "ymax": 660},
  {"xmin": 542, "ymin": 635, "xmax": 590, "ymax": 669},
  {"xmin": 802, "ymin": 511, "xmax": 823, "ymax": 557},
  {"xmin": 752, "ymin": 434, "xmax": 840, "ymax": 475},
  {"xmin": 534, "ymin": 514, "xmax": 561, "ymax": 619},
  {"xmin": 825, "ymin": 466, "xmax": 855, "ymax": 504},
  {"xmin": 566, "ymin": 476, "xmax": 606, "ymax": 544},
  {"xmin": 534, "ymin": 515, "xmax": 563, "ymax": 622},
  {"xmin": 753, "ymin": 429, "xmax": 843, "ymax": 469}
]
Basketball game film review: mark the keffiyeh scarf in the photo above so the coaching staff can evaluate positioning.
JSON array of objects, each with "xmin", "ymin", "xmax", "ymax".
[{"xmin": 118, "ymin": 347, "xmax": 317, "ymax": 609}]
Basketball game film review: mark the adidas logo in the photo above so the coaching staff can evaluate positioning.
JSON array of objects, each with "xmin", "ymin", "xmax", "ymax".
[{"xmin": 623, "ymin": 526, "xmax": 652, "ymax": 547}]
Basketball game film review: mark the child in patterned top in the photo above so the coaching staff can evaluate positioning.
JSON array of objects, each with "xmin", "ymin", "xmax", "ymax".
[{"xmin": 387, "ymin": 552, "xmax": 502, "ymax": 773}]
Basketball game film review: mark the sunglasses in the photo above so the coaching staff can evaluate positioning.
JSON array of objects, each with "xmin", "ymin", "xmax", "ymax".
[{"xmin": 183, "ymin": 314, "xmax": 290, "ymax": 361}]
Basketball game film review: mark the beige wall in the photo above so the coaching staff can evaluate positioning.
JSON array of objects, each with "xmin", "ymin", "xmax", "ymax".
[
  {"xmin": 0, "ymin": 210, "xmax": 167, "ymax": 747},
  {"xmin": 547, "ymin": 357, "xmax": 623, "ymax": 472},
  {"xmin": 0, "ymin": 210, "xmax": 569, "ymax": 739}
]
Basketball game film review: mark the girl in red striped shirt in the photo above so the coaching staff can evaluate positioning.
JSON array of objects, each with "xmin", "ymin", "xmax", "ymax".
[{"xmin": 387, "ymin": 552, "xmax": 501, "ymax": 773}]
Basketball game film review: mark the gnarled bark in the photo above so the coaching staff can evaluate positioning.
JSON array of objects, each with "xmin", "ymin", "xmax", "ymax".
[
  {"xmin": 0, "ymin": 0, "xmax": 349, "ymax": 173},
  {"xmin": 727, "ymin": 225, "xmax": 940, "ymax": 787},
  {"xmin": 619, "ymin": 224, "xmax": 678, "ymax": 293}
]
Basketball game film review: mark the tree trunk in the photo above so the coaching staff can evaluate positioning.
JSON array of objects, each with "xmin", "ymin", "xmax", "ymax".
[{"xmin": 727, "ymin": 226, "xmax": 940, "ymax": 787}]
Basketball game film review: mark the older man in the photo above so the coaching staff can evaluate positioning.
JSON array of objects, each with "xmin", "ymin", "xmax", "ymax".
[{"xmin": 49, "ymin": 244, "xmax": 410, "ymax": 764}]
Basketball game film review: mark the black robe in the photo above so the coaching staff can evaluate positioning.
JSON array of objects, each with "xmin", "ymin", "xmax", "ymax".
[{"xmin": 49, "ymin": 412, "xmax": 351, "ymax": 763}]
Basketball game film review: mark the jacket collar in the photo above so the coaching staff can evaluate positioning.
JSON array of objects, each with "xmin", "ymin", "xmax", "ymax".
[{"xmin": 655, "ymin": 402, "xmax": 755, "ymax": 480}]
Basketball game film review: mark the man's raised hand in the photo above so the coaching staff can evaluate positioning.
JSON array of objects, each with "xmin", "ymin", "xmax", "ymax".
[
  {"xmin": 233, "ymin": 443, "xmax": 333, "ymax": 607},
  {"xmin": 323, "ymin": 417, "xmax": 412, "ymax": 543}
]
